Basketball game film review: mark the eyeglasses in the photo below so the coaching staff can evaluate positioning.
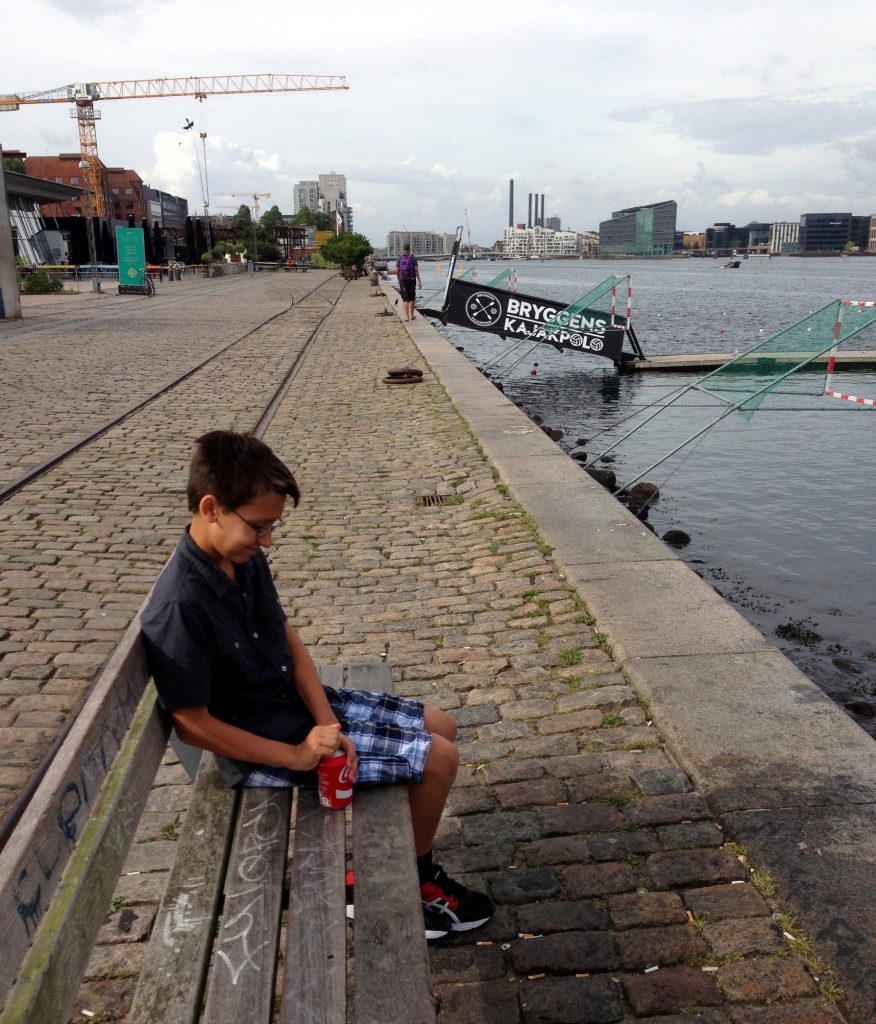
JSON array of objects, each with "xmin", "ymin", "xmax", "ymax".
[{"xmin": 227, "ymin": 507, "xmax": 283, "ymax": 538}]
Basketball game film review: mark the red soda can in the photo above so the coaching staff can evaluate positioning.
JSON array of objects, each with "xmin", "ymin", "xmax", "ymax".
[{"xmin": 317, "ymin": 750, "xmax": 353, "ymax": 809}]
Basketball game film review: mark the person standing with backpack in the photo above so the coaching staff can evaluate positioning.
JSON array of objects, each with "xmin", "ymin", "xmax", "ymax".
[{"xmin": 395, "ymin": 242, "xmax": 422, "ymax": 322}]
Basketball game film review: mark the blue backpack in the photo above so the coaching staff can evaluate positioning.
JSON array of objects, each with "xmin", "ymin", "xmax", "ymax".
[{"xmin": 398, "ymin": 253, "xmax": 415, "ymax": 280}]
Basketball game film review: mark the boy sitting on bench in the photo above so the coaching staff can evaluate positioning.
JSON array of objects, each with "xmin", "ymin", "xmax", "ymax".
[{"xmin": 141, "ymin": 430, "xmax": 494, "ymax": 939}]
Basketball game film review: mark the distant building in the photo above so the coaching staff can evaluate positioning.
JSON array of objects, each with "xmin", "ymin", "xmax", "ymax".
[
  {"xmin": 386, "ymin": 231, "xmax": 452, "ymax": 256},
  {"xmin": 294, "ymin": 173, "xmax": 353, "ymax": 231},
  {"xmin": 850, "ymin": 215, "xmax": 871, "ymax": 251},
  {"xmin": 704, "ymin": 222, "xmax": 754, "ymax": 252},
  {"xmin": 23, "ymin": 153, "xmax": 104, "ymax": 218},
  {"xmin": 681, "ymin": 232, "xmax": 705, "ymax": 251},
  {"xmin": 2, "ymin": 168, "xmax": 84, "ymax": 263},
  {"xmin": 869, "ymin": 217, "xmax": 876, "ymax": 254},
  {"xmin": 20, "ymin": 152, "xmax": 185, "ymax": 229},
  {"xmin": 293, "ymin": 180, "xmax": 319, "ymax": 213},
  {"xmin": 502, "ymin": 226, "xmax": 578, "ymax": 258},
  {"xmin": 578, "ymin": 231, "xmax": 599, "ymax": 255},
  {"xmin": 545, "ymin": 216, "xmax": 561, "ymax": 231},
  {"xmin": 104, "ymin": 166, "xmax": 146, "ymax": 223},
  {"xmin": 599, "ymin": 200, "xmax": 677, "ymax": 255},
  {"xmin": 745, "ymin": 222, "xmax": 771, "ymax": 251},
  {"xmin": 318, "ymin": 172, "xmax": 353, "ymax": 232},
  {"xmin": 769, "ymin": 222, "xmax": 799, "ymax": 254},
  {"xmin": 799, "ymin": 213, "xmax": 851, "ymax": 252},
  {"xmin": 142, "ymin": 187, "xmax": 189, "ymax": 231}
]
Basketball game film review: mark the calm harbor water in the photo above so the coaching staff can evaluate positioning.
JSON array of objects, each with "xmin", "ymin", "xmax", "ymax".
[{"xmin": 423, "ymin": 257, "xmax": 876, "ymax": 737}]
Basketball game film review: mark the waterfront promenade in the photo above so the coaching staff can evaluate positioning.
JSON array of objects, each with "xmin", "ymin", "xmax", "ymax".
[{"xmin": 1, "ymin": 273, "xmax": 871, "ymax": 1022}]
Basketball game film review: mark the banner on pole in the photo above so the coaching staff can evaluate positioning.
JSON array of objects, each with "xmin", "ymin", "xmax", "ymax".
[
  {"xmin": 116, "ymin": 227, "xmax": 146, "ymax": 286},
  {"xmin": 421, "ymin": 277, "xmax": 626, "ymax": 361}
]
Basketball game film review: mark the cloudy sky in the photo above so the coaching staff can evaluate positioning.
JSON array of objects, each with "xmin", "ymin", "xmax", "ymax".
[{"xmin": 3, "ymin": 0, "xmax": 875, "ymax": 245}]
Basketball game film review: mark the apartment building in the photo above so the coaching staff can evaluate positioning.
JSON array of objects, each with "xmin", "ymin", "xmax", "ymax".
[
  {"xmin": 293, "ymin": 172, "xmax": 353, "ymax": 231},
  {"xmin": 385, "ymin": 231, "xmax": 453, "ymax": 257},
  {"xmin": 502, "ymin": 226, "xmax": 578, "ymax": 258}
]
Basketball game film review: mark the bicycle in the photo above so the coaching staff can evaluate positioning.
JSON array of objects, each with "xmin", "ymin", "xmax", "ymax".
[{"xmin": 139, "ymin": 267, "xmax": 155, "ymax": 297}]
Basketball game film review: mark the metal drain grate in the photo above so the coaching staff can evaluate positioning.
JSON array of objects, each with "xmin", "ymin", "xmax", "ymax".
[{"xmin": 416, "ymin": 494, "xmax": 458, "ymax": 508}]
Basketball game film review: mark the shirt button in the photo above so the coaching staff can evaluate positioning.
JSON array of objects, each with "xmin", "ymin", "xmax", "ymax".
[
  {"xmin": 234, "ymin": 642, "xmax": 240, "ymax": 649},
  {"xmin": 281, "ymin": 666, "xmax": 287, "ymax": 672},
  {"xmin": 253, "ymin": 632, "xmax": 259, "ymax": 639}
]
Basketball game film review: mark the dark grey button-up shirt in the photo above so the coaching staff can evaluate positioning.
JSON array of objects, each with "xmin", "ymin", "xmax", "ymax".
[{"xmin": 141, "ymin": 529, "xmax": 313, "ymax": 746}]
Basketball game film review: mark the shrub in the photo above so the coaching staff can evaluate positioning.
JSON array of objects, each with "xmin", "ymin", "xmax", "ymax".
[{"xmin": 20, "ymin": 269, "xmax": 63, "ymax": 295}]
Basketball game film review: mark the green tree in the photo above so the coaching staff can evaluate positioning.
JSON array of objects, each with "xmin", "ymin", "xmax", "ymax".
[
  {"xmin": 232, "ymin": 205, "xmax": 253, "ymax": 232},
  {"xmin": 320, "ymin": 232, "xmax": 373, "ymax": 272},
  {"xmin": 291, "ymin": 207, "xmax": 333, "ymax": 231},
  {"xmin": 3, "ymin": 157, "xmax": 25, "ymax": 173},
  {"xmin": 260, "ymin": 205, "xmax": 285, "ymax": 229}
]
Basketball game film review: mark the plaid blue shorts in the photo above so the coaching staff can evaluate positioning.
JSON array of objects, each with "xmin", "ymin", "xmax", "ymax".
[{"xmin": 243, "ymin": 688, "xmax": 431, "ymax": 789}]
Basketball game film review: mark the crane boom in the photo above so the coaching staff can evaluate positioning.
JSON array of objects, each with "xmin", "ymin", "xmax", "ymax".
[
  {"xmin": 0, "ymin": 74, "xmax": 348, "ymax": 108},
  {"xmin": 0, "ymin": 73, "xmax": 348, "ymax": 217}
]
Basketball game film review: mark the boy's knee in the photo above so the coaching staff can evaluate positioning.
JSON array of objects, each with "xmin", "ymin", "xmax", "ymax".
[
  {"xmin": 424, "ymin": 734, "xmax": 459, "ymax": 784},
  {"xmin": 425, "ymin": 706, "xmax": 458, "ymax": 743}
]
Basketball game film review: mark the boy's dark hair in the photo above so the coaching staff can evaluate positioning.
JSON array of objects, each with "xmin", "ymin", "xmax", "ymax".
[{"xmin": 187, "ymin": 431, "xmax": 301, "ymax": 512}]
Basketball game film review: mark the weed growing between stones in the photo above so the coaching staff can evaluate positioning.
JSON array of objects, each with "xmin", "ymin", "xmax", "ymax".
[
  {"xmin": 160, "ymin": 815, "xmax": 181, "ymax": 841},
  {"xmin": 750, "ymin": 866, "xmax": 776, "ymax": 898},
  {"xmin": 634, "ymin": 689, "xmax": 651, "ymax": 712},
  {"xmin": 559, "ymin": 645, "xmax": 583, "ymax": 666}
]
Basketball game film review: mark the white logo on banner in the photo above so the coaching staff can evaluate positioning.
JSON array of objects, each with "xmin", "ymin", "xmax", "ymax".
[{"xmin": 465, "ymin": 291, "xmax": 503, "ymax": 328}]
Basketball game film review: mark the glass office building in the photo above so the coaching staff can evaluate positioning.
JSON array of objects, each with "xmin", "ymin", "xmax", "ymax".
[
  {"xmin": 3, "ymin": 170, "xmax": 84, "ymax": 264},
  {"xmin": 599, "ymin": 200, "xmax": 677, "ymax": 256},
  {"xmin": 799, "ymin": 213, "xmax": 851, "ymax": 252}
]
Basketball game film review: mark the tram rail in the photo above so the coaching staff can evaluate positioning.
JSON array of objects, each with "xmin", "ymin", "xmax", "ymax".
[{"xmin": 0, "ymin": 274, "xmax": 341, "ymax": 505}]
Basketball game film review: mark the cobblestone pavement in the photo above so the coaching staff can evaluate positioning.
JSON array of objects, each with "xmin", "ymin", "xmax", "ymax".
[
  {"xmin": 0, "ymin": 271, "xmax": 341, "ymax": 817},
  {"xmin": 2, "ymin": 279, "xmax": 849, "ymax": 1022},
  {"xmin": 0, "ymin": 272, "xmax": 322, "ymax": 486}
]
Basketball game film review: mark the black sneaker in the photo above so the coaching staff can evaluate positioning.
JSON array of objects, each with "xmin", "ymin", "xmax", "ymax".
[
  {"xmin": 420, "ymin": 863, "xmax": 495, "ymax": 932},
  {"xmin": 345, "ymin": 870, "xmax": 451, "ymax": 940}
]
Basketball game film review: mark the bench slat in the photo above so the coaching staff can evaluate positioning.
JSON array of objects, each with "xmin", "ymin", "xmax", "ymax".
[
  {"xmin": 346, "ymin": 660, "xmax": 436, "ymax": 1023},
  {"xmin": 127, "ymin": 755, "xmax": 239, "ymax": 1024},
  {"xmin": 279, "ymin": 660, "xmax": 348, "ymax": 1022},
  {"xmin": 0, "ymin": 689, "xmax": 167, "ymax": 1024},
  {"xmin": 280, "ymin": 790, "xmax": 347, "ymax": 1024},
  {"xmin": 202, "ymin": 787, "xmax": 293, "ymax": 1023},
  {"xmin": 0, "ymin": 621, "xmax": 151, "ymax": 1009},
  {"xmin": 353, "ymin": 786, "xmax": 436, "ymax": 1024}
]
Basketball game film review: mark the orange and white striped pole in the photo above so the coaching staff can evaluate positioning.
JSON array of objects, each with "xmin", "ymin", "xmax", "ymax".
[{"xmin": 824, "ymin": 300, "xmax": 876, "ymax": 406}]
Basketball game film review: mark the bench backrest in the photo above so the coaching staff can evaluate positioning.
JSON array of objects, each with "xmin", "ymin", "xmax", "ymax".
[{"xmin": 0, "ymin": 617, "xmax": 164, "ymax": 1022}]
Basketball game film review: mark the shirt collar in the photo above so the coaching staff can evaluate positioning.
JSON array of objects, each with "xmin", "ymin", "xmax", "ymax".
[{"xmin": 179, "ymin": 528, "xmax": 256, "ymax": 597}]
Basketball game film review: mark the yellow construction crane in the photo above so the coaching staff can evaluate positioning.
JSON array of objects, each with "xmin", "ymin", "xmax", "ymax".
[
  {"xmin": 0, "ymin": 75, "xmax": 348, "ymax": 218},
  {"xmin": 216, "ymin": 192, "xmax": 272, "ymax": 221}
]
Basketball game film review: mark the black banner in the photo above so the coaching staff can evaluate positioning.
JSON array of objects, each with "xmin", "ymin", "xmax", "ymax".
[{"xmin": 421, "ymin": 277, "xmax": 627, "ymax": 362}]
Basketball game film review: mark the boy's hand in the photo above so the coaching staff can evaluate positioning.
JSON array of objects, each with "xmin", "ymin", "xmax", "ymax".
[{"xmin": 297, "ymin": 723, "xmax": 344, "ymax": 769}]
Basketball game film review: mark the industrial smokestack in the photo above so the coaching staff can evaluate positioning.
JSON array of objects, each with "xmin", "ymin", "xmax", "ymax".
[
  {"xmin": 528, "ymin": 193, "xmax": 532, "ymax": 229},
  {"xmin": 509, "ymin": 179, "xmax": 514, "ymax": 228},
  {"xmin": 540, "ymin": 194, "xmax": 545, "ymax": 227}
]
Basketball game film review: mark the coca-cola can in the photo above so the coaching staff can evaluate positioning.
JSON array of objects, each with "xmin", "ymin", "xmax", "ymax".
[{"xmin": 317, "ymin": 750, "xmax": 353, "ymax": 809}]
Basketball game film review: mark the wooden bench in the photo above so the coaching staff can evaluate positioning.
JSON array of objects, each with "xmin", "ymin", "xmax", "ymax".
[{"xmin": 0, "ymin": 620, "xmax": 435, "ymax": 1024}]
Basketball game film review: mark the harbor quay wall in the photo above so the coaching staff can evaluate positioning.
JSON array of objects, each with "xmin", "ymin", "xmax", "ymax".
[{"xmin": 389, "ymin": 282, "xmax": 876, "ymax": 1021}]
